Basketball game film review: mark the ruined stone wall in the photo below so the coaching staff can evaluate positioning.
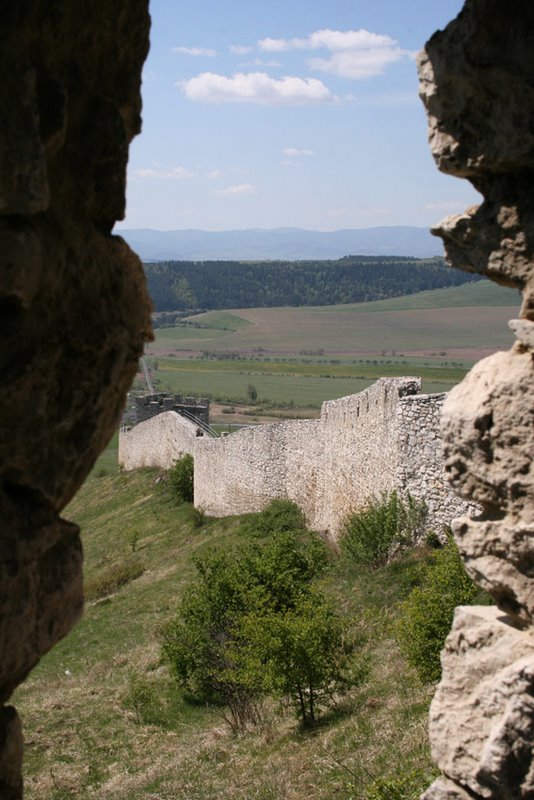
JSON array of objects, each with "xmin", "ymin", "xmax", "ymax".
[
  {"xmin": 313, "ymin": 378, "xmax": 420, "ymax": 532},
  {"xmin": 417, "ymin": 2, "xmax": 534, "ymax": 798},
  {"xmin": 118, "ymin": 411, "xmax": 202, "ymax": 471},
  {"xmin": 397, "ymin": 394, "xmax": 475, "ymax": 532},
  {"xmin": 0, "ymin": 2, "xmax": 152, "ymax": 795},
  {"xmin": 194, "ymin": 418, "xmax": 321, "ymax": 520},
  {"xmin": 193, "ymin": 377, "xmax": 469, "ymax": 537}
]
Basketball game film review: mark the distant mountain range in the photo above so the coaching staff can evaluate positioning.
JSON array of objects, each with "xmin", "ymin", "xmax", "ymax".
[{"xmin": 117, "ymin": 226, "xmax": 443, "ymax": 261}]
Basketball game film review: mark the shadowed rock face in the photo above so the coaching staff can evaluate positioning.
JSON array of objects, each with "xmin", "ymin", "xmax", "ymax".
[
  {"xmin": 417, "ymin": 2, "xmax": 534, "ymax": 798},
  {"xmin": 0, "ymin": 2, "xmax": 152, "ymax": 796}
]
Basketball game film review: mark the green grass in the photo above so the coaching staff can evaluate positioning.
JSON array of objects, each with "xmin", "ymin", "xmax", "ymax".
[
  {"xmin": 144, "ymin": 280, "xmax": 518, "ymax": 406},
  {"xmin": 149, "ymin": 291, "xmax": 516, "ymax": 361},
  {"xmin": 187, "ymin": 311, "xmax": 253, "ymax": 330},
  {"xmin": 315, "ymin": 279, "xmax": 520, "ymax": 313},
  {"xmin": 152, "ymin": 358, "xmax": 465, "ymax": 404},
  {"xmin": 91, "ymin": 430, "xmax": 119, "ymax": 476},
  {"xmin": 15, "ymin": 470, "xmax": 438, "ymax": 800}
]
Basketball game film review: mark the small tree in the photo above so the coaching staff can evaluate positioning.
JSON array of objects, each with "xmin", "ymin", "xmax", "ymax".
[
  {"xmin": 246, "ymin": 383, "xmax": 258, "ymax": 403},
  {"xmin": 162, "ymin": 516, "xmax": 354, "ymax": 731},
  {"xmin": 168, "ymin": 454, "xmax": 194, "ymax": 503},
  {"xmin": 240, "ymin": 593, "xmax": 351, "ymax": 724},
  {"xmin": 340, "ymin": 491, "xmax": 427, "ymax": 568}
]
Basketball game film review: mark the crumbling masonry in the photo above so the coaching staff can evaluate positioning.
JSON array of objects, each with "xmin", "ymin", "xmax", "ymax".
[{"xmin": 119, "ymin": 377, "xmax": 473, "ymax": 538}]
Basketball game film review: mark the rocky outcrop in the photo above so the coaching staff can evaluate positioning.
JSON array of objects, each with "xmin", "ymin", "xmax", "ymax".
[
  {"xmin": 418, "ymin": 2, "xmax": 534, "ymax": 797},
  {"xmin": 0, "ymin": 2, "xmax": 151, "ymax": 796}
]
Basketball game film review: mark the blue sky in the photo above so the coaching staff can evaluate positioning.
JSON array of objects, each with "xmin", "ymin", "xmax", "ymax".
[{"xmin": 119, "ymin": 0, "xmax": 479, "ymax": 232}]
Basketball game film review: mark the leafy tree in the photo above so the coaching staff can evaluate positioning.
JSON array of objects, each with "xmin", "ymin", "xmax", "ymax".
[
  {"xmin": 162, "ymin": 508, "xmax": 356, "ymax": 730},
  {"xmin": 246, "ymin": 383, "xmax": 258, "ymax": 403},
  {"xmin": 173, "ymin": 276, "xmax": 197, "ymax": 309},
  {"xmin": 239, "ymin": 593, "xmax": 351, "ymax": 724},
  {"xmin": 168, "ymin": 454, "xmax": 194, "ymax": 503}
]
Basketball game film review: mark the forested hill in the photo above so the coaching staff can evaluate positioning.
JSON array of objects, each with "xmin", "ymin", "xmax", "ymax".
[{"xmin": 144, "ymin": 256, "xmax": 481, "ymax": 312}]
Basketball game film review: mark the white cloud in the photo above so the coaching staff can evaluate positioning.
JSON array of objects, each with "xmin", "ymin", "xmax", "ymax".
[
  {"xmin": 133, "ymin": 166, "xmax": 194, "ymax": 179},
  {"xmin": 177, "ymin": 72, "xmax": 335, "ymax": 105},
  {"xmin": 282, "ymin": 147, "xmax": 313, "ymax": 157},
  {"xmin": 173, "ymin": 46, "xmax": 217, "ymax": 57},
  {"xmin": 207, "ymin": 169, "xmax": 224, "ymax": 179},
  {"xmin": 230, "ymin": 45, "xmax": 254, "ymax": 54},
  {"xmin": 258, "ymin": 29, "xmax": 409, "ymax": 79},
  {"xmin": 309, "ymin": 48, "xmax": 401, "ymax": 79},
  {"xmin": 241, "ymin": 58, "xmax": 283, "ymax": 67},
  {"xmin": 258, "ymin": 37, "xmax": 298, "ymax": 52},
  {"xmin": 216, "ymin": 183, "xmax": 255, "ymax": 196}
]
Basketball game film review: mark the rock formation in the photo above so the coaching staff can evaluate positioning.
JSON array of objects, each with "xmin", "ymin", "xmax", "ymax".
[
  {"xmin": 418, "ymin": 1, "xmax": 534, "ymax": 797},
  {"xmin": 0, "ymin": 2, "xmax": 152, "ymax": 796}
]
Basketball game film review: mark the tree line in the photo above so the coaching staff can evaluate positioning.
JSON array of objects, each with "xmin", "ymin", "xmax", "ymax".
[{"xmin": 143, "ymin": 255, "xmax": 481, "ymax": 311}]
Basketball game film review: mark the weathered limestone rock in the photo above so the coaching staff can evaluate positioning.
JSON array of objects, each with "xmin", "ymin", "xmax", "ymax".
[
  {"xmin": 427, "ymin": 607, "xmax": 534, "ymax": 799},
  {"xmin": 418, "ymin": 1, "xmax": 534, "ymax": 798},
  {"xmin": 0, "ymin": 2, "xmax": 152, "ymax": 796}
]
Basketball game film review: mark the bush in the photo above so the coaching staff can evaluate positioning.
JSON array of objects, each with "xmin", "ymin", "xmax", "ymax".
[
  {"xmin": 85, "ymin": 558, "xmax": 144, "ymax": 601},
  {"xmin": 241, "ymin": 498, "xmax": 307, "ymax": 538},
  {"xmin": 161, "ymin": 526, "xmax": 353, "ymax": 731},
  {"xmin": 396, "ymin": 538, "xmax": 488, "ymax": 682},
  {"xmin": 168, "ymin": 453, "xmax": 194, "ymax": 503},
  {"xmin": 340, "ymin": 491, "xmax": 427, "ymax": 568}
]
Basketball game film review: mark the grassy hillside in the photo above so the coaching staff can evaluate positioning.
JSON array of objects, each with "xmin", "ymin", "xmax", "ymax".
[{"xmin": 16, "ymin": 470, "xmax": 438, "ymax": 800}]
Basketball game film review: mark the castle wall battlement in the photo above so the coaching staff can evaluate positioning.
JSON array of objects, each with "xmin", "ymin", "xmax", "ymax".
[{"xmin": 120, "ymin": 376, "xmax": 472, "ymax": 538}]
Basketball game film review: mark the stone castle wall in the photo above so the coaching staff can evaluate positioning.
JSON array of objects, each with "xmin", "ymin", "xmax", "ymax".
[
  {"xmin": 119, "ymin": 411, "xmax": 203, "ymax": 471},
  {"xmin": 137, "ymin": 375, "xmax": 473, "ymax": 538}
]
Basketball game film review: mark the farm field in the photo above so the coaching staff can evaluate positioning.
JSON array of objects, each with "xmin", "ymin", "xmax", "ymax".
[{"xmin": 143, "ymin": 281, "xmax": 519, "ymax": 408}]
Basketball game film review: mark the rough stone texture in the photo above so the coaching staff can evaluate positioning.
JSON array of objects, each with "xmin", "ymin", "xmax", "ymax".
[
  {"xmin": 119, "ymin": 411, "xmax": 205, "ymax": 471},
  {"xmin": 427, "ymin": 607, "xmax": 534, "ymax": 799},
  {"xmin": 187, "ymin": 378, "xmax": 472, "ymax": 538},
  {"xmin": 418, "ymin": 2, "xmax": 534, "ymax": 798},
  {"xmin": 0, "ymin": 2, "xmax": 152, "ymax": 796},
  {"xmin": 443, "ymin": 351, "xmax": 534, "ymax": 622}
]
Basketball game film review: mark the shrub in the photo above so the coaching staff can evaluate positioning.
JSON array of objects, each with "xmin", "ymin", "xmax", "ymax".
[
  {"xmin": 241, "ymin": 498, "xmax": 307, "ymax": 538},
  {"xmin": 168, "ymin": 453, "xmax": 194, "ymax": 503},
  {"xmin": 340, "ymin": 491, "xmax": 427, "ymax": 568},
  {"xmin": 161, "ymin": 528, "xmax": 351, "ymax": 731},
  {"xmin": 239, "ymin": 592, "xmax": 356, "ymax": 724},
  {"xmin": 85, "ymin": 558, "xmax": 144, "ymax": 601},
  {"xmin": 396, "ymin": 538, "xmax": 488, "ymax": 682}
]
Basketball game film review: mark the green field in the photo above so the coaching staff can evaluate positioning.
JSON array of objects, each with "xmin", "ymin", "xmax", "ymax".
[
  {"xmin": 152, "ymin": 357, "xmax": 467, "ymax": 403},
  {"xmin": 147, "ymin": 280, "xmax": 518, "ymax": 359},
  {"xmin": 143, "ymin": 281, "xmax": 519, "ymax": 406},
  {"xmin": 15, "ymin": 469, "xmax": 437, "ymax": 799}
]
